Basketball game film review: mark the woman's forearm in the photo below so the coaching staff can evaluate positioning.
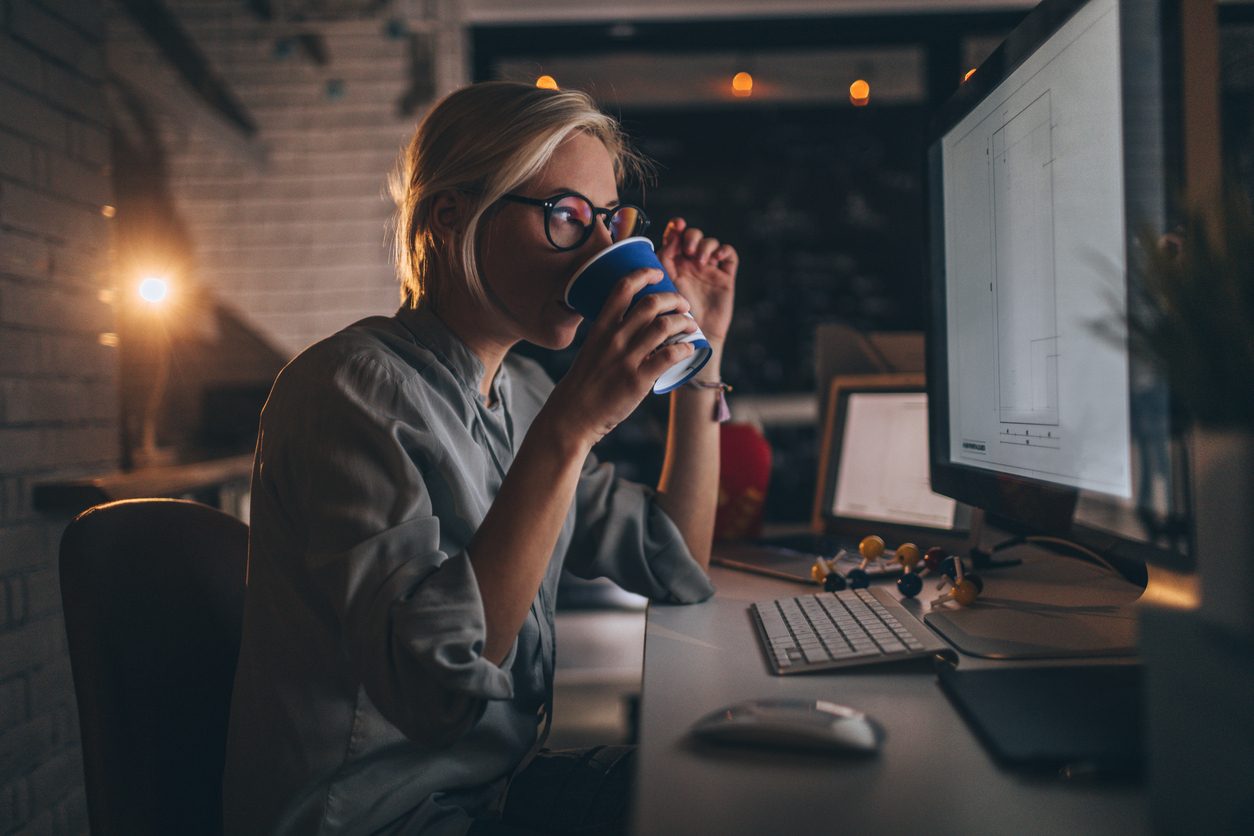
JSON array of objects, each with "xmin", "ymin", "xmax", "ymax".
[
  {"xmin": 468, "ymin": 408, "xmax": 591, "ymax": 664},
  {"xmin": 655, "ymin": 344, "xmax": 723, "ymax": 570}
]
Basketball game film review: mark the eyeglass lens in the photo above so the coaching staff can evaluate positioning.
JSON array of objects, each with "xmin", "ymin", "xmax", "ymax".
[{"xmin": 548, "ymin": 195, "xmax": 643, "ymax": 249}]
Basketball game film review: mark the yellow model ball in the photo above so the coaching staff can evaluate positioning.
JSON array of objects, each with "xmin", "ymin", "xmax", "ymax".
[
  {"xmin": 811, "ymin": 561, "xmax": 828, "ymax": 584},
  {"xmin": 859, "ymin": 535, "xmax": 886, "ymax": 561},
  {"xmin": 952, "ymin": 579, "xmax": 979, "ymax": 606},
  {"xmin": 895, "ymin": 542, "xmax": 921, "ymax": 569}
]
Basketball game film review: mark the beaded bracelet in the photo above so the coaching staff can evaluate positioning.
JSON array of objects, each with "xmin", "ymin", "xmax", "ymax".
[{"xmin": 686, "ymin": 380, "xmax": 732, "ymax": 422}]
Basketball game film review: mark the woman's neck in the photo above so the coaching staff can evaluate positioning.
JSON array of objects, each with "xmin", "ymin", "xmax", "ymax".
[{"xmin": 430, "ymin": 296, "xmax": 514, "ymax": 402}]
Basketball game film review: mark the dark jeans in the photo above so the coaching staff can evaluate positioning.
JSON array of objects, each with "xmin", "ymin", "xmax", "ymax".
[{"xmin": 469, "ymin": 746, "xmax": 637, "ymax": 836}]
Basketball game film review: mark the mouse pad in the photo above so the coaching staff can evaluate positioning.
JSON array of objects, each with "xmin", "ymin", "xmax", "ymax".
[{"xmin": 936, "ymin": 664, "xmax": 1143, "ymax": 780}]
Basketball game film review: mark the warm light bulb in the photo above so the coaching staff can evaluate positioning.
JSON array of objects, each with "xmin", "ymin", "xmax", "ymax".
[
  {"xmin": 963, "ymin": 68, "xmax": 977, "ymax": 83},
  {"xmin": 138, "ymin": 277, "xmax": 170, "ymax": 304},
  {"xmin": 849, "ymin": 79, "xmax": 870, "ymax": 106},
  {"xmin": 731, "ymin": 71, "xmax": 753, "ymax": 98},
  {"xmin": 535, "ymin": 75, "xmax": 558, "ymax": 90}
]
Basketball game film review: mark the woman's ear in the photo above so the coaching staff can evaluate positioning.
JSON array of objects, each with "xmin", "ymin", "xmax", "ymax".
[{"xmin": 430, "ymin": 190, "xmax": 464, "ymax": 242}]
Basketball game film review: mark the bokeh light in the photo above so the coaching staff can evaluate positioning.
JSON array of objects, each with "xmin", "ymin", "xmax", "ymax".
[
  {"xmin": 535, "ymin": 75, "xmax": 558, "ymax": 90},
  {"xmin": 138, "ymin": 276, "xmax": 170, "ymax": 304},
  {"xmin": 731, "ymin": 71, "xmax": 754, "ymax": 98},
  {"xmin": 849, "ymin": 79, "xmax": 871, "ymax": 106}
]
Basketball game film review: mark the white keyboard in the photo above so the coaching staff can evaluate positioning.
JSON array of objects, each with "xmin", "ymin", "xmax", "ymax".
[{"xmin": 751, "ymin": 587, "xmax": 955, "ymax": 674}]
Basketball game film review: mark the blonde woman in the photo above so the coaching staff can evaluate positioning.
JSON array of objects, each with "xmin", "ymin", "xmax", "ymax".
[{"xmin": 223, "ymin": 81, "xmax": 738, "ymax": 835}]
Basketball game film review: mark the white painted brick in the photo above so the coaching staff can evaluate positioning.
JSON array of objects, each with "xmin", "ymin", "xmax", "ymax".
[
  {"xmin": 47, "ymin": 239, "xmax": 110, "ymax": 289},
  {"xmin": 22, "ymin": 570, "xmax": 58, "ymax": 623},
  {"xmin": 0, "ymin": 331, "xmax": 44, "ymax": 378},
  {"xmin": 0, "ymin": 712, "xmax": 55, "ymax": 785},
  {"xmin": 0, "ymin": 379, "xmax": 113, "ymax": 424},
  {"xmin": 0, "ymin": 677, "xmax": 26, "ymax": 732},
  {"xmin": 40, "ymin": 333, "xmax": 116, "ymax": 382},
  {"xmin": 0, "ymin": 182, "xmax": 96, "ymax": 240},
  {"xmin": 0, "ymin": 329, "xmax": 114, "ymax": 381},
  {"xmin": 0, "ymin": 525, "xmax": 45, "ymax": 574},
  {"xmin": 0, "ymin": 34, "xmax": 45, "ymax": 93},
  {"xmin": 44, "ymin": 151, "xmax": 109, "ymax": 206},
  {"xmin": 0, "ymin": 425, "xmax": 116, "ymax": 473},
  {"xmin": 189, "ymin": 218, "xmax": 389, "ymax": 247},
  {"xmin": 41, "ymin": 62, "xmax": 107, "ymax": 126},
  {"xmin": 0, "ymin": 231, "xmax": 51, "ymax": 281},
  {"xmin": 0, "ymin": 82, "xmax": 67, "ymax": 149},
  {"xmin": 7, "ymin": 0, "xmax": 98, "ymax": 69},
  {"xmin": 0, "ymin": 277, "xmax": 113, "ymax": 333},
  {"xmin": 38, "ymin": 0, "xmax": 105, "ymax": 38},
  {"xmin": 105, "ymin": 0, "xmax": 438, "ymax": 353},
  {"xmin": 64, "ymin": 118, "xmax": 107, "ymax": 167},
  {"xmin": 0, "ymin": 131, "xmax": 37, "ymax": 185}
]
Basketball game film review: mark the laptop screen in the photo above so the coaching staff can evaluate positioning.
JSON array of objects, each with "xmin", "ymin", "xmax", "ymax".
[{"xmin": 831, "ymin": 392, "xmax": 957, "ymax": 529}]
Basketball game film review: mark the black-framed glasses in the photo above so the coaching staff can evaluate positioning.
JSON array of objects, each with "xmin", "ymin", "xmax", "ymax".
[{"xmin": 499, "ymin": 191, "xmax": 650, "ymax": 251}]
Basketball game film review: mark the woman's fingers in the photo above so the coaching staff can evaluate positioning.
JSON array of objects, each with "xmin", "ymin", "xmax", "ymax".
[
  {"xmin": 625, "ymin": 310, "xmax": 697, "ymax": 360},
  {"xmin": 590, "ymin": 268, "xmax": 663, "ymax": 334},
  {"xmin": 696, "ymin": 237, "xmax": 721, "ymax": 265},
  {"xmin": 640, "ymin": 340, "xmax": 696, "ymax": 381},
  {"xmin": 661, "ymin": 217, "xmax": 687, "ymax": 255},
  {"xmin": 681, "ymin": 226, "xmax": 705, "ymax": 257}
]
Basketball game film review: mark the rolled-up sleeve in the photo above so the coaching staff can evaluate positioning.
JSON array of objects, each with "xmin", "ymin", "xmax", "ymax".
[
  {"xmin": 262, "ymin": 352, "xmax": 514, "ymax": 747},
  {"xmin": 564, "ymin": 449, "xmax": 715, "ymax": 604}
]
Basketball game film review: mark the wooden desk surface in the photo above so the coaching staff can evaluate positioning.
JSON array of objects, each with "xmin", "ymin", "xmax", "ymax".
[{"xmin": 633, "ymin": 564, "xmax": 1147, "ymax": 835}]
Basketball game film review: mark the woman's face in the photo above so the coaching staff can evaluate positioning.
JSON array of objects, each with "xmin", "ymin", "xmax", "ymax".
[{"xmin": 476, "ymin": 131, "xmax": 620, "ymax": 350}]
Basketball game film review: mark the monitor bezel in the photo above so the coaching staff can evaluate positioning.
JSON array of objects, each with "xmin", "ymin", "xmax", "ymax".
[{"xmin": 924, "ymin": 0, "xmax": 1193, "ymax": 572}]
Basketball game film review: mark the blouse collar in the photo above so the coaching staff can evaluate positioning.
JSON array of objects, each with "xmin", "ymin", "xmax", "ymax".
[{"xmin": 395, "ymin": 305, "xmax": 509, "ymax": 406}]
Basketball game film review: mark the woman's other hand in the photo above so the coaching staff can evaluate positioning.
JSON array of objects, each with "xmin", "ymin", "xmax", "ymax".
[
  {"xmin": 658, "ymin": 218, "xmax": 737, "ymax": 347},
  {"xmin": 543, "ymin": 269, "xmax": 698, "ymax": 446}
]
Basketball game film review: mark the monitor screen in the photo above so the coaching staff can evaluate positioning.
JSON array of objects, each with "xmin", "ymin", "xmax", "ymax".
[
  {"xmin": 939, "ymin": 0, "xmax": 1131, "ymax": 498},
  {"xmin": 832, "ymin": 392, "xmax": 957, "ymax": 530},
  {"xmin": 927, "ymin": 0, "xmax": 1191, "ymax": 571}
]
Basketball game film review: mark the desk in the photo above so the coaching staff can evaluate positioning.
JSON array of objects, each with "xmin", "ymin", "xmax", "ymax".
[{"xmin": 633, "ymin": 565, "xmax": 1147, "ymax": 835}]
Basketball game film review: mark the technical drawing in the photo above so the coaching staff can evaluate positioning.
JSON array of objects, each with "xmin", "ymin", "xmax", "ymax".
[{"xmin": 990, "ymin": 90, "xmax": 1061, "ymax": 427}]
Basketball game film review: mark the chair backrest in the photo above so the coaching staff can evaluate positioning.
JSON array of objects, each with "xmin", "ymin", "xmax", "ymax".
[{"xmin": 59, "ymin": 498, "xmax": 248, "ymax": 836}]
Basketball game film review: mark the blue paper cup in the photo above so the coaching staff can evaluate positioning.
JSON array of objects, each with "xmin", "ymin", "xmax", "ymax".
[{"xmin": 565, "ymin": 237, "xmax": 713, "ymax": 394}]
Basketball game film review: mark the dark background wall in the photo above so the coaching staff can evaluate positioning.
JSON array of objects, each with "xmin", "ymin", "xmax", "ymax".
[{"xmin": 0, "ymin": 1, "xmax": 115, "ymax": 832}]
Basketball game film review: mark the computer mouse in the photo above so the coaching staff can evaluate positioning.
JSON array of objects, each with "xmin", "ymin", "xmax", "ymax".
[{"xmin": 689, "ymin": 698, "xmax": 884, "ymax": 754}]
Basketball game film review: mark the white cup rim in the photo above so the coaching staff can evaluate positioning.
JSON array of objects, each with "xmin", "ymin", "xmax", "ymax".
[{"xmin": 563, "ymin": 236, "xmax": 656, "ymax": 304}]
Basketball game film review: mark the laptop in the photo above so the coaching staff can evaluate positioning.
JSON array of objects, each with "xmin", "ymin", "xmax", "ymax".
[{"xmin": 713, "ymin": 373, "xmax": 971, "ymax": 584}]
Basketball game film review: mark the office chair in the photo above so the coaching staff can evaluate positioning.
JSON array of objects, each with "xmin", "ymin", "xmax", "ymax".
[{"xmin": 59, "ymin": 498, "xmax": 248, "ymax": 836}]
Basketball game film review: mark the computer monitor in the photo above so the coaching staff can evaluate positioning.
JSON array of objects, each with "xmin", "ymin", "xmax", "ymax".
[{"xmin": 926, "ymin": 0, "xmax": 1205, "ymax": 653}]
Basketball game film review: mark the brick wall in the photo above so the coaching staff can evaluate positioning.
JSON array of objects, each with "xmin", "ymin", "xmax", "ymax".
[
  {"xmin": 0, "ymin": 0, "xmax": 116, "ymax": 832},
  {"xmin": 107, "ymin": 0, "xmax": 463, "ymax": 357}
]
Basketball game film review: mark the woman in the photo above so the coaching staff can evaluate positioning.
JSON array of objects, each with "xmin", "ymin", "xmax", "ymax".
[{"xmin": 223, "ymin": 81, "xmax": 738, "ymax": 835}]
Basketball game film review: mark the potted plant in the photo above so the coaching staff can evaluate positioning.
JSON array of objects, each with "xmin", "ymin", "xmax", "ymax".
[{"xmin": 1127, "ymin": 193, "xmax": 1254, "ymax": 639}]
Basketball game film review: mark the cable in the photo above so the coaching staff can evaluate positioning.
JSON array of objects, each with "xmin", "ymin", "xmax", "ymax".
[{"xmin": 981, "ymin": 533, "xmax": 1122, "ymax": 577}]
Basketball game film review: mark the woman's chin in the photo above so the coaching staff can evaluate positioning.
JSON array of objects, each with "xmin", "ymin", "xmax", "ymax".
[
  {"xmin": 533, "ymin": 327, "xmax": 579, "ymax": 351},
  {"xmin": 532, "ymin": 306, "xmax": 582, "ymax": 349}
]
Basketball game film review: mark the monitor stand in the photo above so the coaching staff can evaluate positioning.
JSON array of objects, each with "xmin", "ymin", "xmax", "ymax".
[{"xmin": 924, "ymin": 541, "xmax": 1141, "ymax": 660}]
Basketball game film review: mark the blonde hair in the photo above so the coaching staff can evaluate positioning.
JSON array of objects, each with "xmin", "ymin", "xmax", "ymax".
[{"xmin": 390, "ymin": 81, "xmax": 652, "ymax": 309}]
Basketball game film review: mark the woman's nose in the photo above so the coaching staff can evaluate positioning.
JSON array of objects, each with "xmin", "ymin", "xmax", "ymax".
[{"xmin": 586, "ymin": 217, "xmax": 615, "ymax": 251}]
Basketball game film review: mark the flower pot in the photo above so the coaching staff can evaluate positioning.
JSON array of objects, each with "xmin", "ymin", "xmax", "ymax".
[{"xmin": 1190, "ymin": 427, "xmax": 1254, "ymax": 640}]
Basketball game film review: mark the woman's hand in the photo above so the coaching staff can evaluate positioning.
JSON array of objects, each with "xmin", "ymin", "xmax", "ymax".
[
  {"xmin": 543, "ymin": 269, "xmax": 698, "ymax": 447},
  {"xmin": 658, "ymin": 218, "xmax": 738, "ymax": 346}
]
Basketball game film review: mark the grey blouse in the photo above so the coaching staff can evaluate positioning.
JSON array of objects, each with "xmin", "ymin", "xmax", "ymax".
[{"xmin": 222, "ymin": 306, "xmax": 715, "ymax": 835}]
